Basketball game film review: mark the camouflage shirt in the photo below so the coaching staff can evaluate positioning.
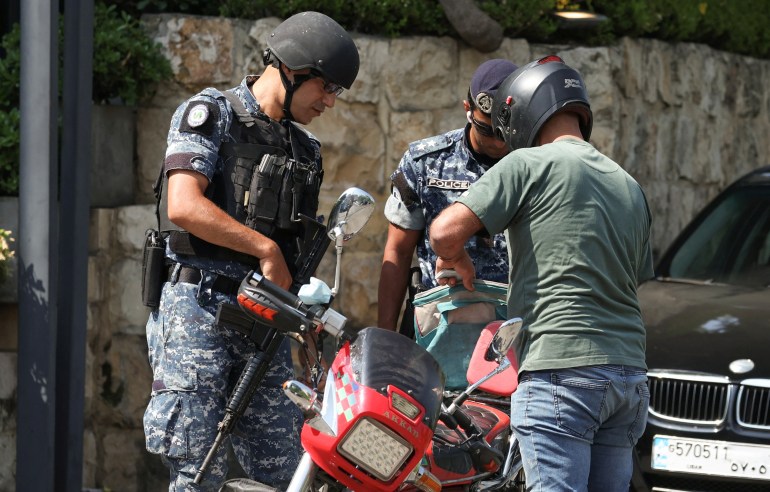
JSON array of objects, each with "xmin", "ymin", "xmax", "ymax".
[
  {"xmin": 162, "ymin": 76, "xmax": 321, "ymax": 281},
  {"xmin": 384, "ymin": 126, "xmax": 509, "ymax": 288}
]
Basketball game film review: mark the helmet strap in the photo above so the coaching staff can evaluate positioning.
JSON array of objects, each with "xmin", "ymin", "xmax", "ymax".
[{"xmin": 277, "ymin": 64, "xmax": 315, "ymax": 122}]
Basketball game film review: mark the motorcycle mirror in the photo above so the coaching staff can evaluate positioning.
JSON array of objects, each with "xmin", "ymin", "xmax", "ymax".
[
  {"xmin": 486, "ymin": 317, "xmax": 523, "ymax": 361},
  {"xmin": 327, "ymin": 187, "xmax": 375, "ymax": 243}
]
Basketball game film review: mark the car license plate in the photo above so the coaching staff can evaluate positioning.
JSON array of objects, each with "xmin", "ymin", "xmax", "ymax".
[{"xmin": 652, "ymin": 435, "xmax": 770, "ymax": 481}]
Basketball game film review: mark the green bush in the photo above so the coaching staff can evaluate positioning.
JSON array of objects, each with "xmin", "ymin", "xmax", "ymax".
[
  {"xmin": 212, "ymin": 0, "xmax": 770, "ymax": 59},
  {"xmin": 0, "ymin": 24, "xmax": 21, "ymax": 196},
  {"xmin": 0, "ymin": 2, "xmax": 172, "ymax": 195},
  {"xmin": 92, "ymin": 3, "xmax": 173, "ymax": 105}
]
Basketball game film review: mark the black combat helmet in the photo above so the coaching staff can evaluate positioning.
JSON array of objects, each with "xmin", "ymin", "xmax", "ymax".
[
  {"xmin": 266, "ymin": 11, "xmax": 360, "ymax": 90},
  {"xmin": 491, "ymin": 55, "xmax": 593, "ymax": 151}
]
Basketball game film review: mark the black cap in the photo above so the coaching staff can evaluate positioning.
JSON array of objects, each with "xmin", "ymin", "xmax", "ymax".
[{"xmin": 469, "ymin": 59, "xmax": 519, "ymax": 114}]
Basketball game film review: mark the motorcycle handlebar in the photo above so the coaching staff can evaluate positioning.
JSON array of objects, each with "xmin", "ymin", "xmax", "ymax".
[
  {"xmin": 241, "ymin": 271, "xmax": 349, "ymax": 339},
  {"xmin": 241, "ymin": 271, "xmax": 319, "ymax": 332}
]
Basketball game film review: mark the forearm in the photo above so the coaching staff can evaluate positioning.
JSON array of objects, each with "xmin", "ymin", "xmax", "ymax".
[
  {"xmin": 429, "ymin": 203, "xmax": 481, "ymax": 260},
  {"xmin": 377, "ymin": 224, "xmax": 421, "ymax": 330},
  {"xmin": 172, "ymin": 197, "xmax": 277, "ymax": 259},
  {"xmin": 377, "ymin": 256, "xmax": 411, "ymax": 331},
  {"xmin": 429, "ymin": 202, "xmax": 483, "ymax": 290}
]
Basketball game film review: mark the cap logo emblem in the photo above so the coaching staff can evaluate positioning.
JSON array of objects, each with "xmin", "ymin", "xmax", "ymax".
[
  {"xmin": 474, "ymin": 92, "xmax": 493, "ymax": 113},
  {"xmin": 565, "ymin": 78, "xmax": 581, "ymax": 89},
  {"xmin": 187, "ymin": 104, "xmax": 210, "ymax": 127}
]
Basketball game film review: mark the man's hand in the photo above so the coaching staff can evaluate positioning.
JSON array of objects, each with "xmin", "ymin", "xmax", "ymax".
[
  {"xmin": 436, "ymin": 252, "xmax": 476, "ymax": 291},
  {"xmin": 430, "ymin": 202, "xmax": 484, "ymax": 291},
  {"xmin": 259, "ymin": 241, "xmax": 292, "ymax": 290}
]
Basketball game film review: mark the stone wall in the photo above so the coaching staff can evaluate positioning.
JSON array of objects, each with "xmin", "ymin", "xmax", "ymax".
[{"xmin": 1, "ymin": 13, "xmax": 769, "ymax": 491}]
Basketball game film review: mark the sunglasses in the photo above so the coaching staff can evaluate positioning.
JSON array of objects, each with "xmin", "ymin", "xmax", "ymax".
[
  {"xmin": 467, "ymin": 110, "xmax": 496, "ymax": 138},
  {"xmin": 311, "ymin": 70, "xmax": 344, "ymax": 96}
]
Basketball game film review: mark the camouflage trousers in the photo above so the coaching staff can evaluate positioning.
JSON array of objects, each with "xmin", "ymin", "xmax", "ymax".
[{"xmin": 143, "ymin": 275, "xmax": 302, "ymax": 491}]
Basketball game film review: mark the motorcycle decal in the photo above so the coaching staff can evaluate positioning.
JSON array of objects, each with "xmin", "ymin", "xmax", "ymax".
[{"xmin": 334, "ymin": 370, "xmax": 360, "ymax": 422}]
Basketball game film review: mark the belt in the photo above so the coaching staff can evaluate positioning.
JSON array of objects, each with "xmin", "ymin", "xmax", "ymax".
[{"xmin": 168, "ymin": 265, "xmax": 241, "ymax": 296}]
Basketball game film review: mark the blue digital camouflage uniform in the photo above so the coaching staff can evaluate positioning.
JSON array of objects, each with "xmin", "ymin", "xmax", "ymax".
[
  {"xmin": 143, "ymin": 76, "xmax": 305, "ymax": 491},
  {"xmin": 384, "ymin": 127, "xmax": 509, "ymax": 288}
]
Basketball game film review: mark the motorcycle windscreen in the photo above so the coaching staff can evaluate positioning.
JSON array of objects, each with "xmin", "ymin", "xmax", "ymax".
[{"xmin": 349, "ymin": 327, "xmax": 445, "ymax": 428}]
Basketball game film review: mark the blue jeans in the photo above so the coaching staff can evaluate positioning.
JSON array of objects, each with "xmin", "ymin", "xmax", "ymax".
[{"xmin": 510, "ymin": 365, "xmax": 649, "ymax": 492}]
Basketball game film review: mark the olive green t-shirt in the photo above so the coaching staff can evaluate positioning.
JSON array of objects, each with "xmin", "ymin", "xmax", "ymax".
[{"xmin": 457, "ymin": 139, "xmax": 653, "ymax": 372}]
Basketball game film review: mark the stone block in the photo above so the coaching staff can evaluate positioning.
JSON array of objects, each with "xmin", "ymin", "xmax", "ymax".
[
  {"xmin": 96, "ymin": 334, "xmax": 151, "ymax": 426},
  {"xmin": 116, "ymin": 205, "xmax": 157, "ymax": 254},
  {"xmin": 146, "ymin": 15, "xmax": 235, "ymax": 90},
  {"xmin": 109, "ymin": 257, "xmax": 151, "ymax": 334},
  {"xmin": 0, "ymin": 352, "xmax": 17, "ymax": 400},
  {"xmin": 385, "ymin": 37, "xmax": 458, "ymax": 111},
  {"xmin": 100, "ymin": 429, "xmax": 150, "ymax": 492},
  {"xmin": 0, "ymin": 305, "xmax": 17, "ymax": 351},
  {"xmin": 88, "ymin": 256, "xmax": 105, "ymax": 304},
  {"xmin": 89, "ymin": 208, "xmax": 116, "ymax": 254},
  {"xmin": 91, "ymin": 104, "xmax": 136, "ymax": 208},
  {"xmin": 0, "ymin": 432, "xmax": 15, "ymax": 491}
]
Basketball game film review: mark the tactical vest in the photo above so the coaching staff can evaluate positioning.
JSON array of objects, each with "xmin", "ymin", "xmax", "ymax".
[
  {"xmin": 214, "ymin": 91, "xmax": 323, "ymax": 236},
  {"xmin": 166, "ymin": 90, "xmax": 324, "ymax": 273}
]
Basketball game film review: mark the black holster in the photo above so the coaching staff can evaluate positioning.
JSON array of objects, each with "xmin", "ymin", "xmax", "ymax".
[{"xmin": 142, "ymin": 229, "xmax": 167, "ymax": 308}]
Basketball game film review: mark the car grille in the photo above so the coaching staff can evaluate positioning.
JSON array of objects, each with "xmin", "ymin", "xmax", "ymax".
[
  {"xmin": 648, "ymin": 372, "xmax": 770, "ymax": 430},
  {"xmin": 736, "ymin": 379, "xmax": 770, "ymax": 429},
  {"xmin": 647, "ymin": 371, "xmax": 731, "ymax": 425}
]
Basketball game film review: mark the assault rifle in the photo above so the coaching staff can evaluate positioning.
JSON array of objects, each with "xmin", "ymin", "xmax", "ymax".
[{"xmin": 194, "ymin": 214, "xmax": 331, "ymax": 485}]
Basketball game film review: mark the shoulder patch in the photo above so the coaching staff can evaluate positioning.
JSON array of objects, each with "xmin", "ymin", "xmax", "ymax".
[
  {"xmin": 179, "ymin": 100, "xmax": 219, "ymax": 137},
  {"xmin": 409, "ymin": 134, "xmax": 454, "ymax": 159},
  {"xmin": 392, "ymin": 171, "xmax": 419, "ymax": 208}
]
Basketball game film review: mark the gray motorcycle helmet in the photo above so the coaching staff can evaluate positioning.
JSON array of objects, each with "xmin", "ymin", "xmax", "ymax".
[
  {"xmin": 266, "ymin": 11, "xmax": 360, "ymax": 89},
  {"xmin": 491, "ymin": 55, "xmax": 593, "ymax": 151}
]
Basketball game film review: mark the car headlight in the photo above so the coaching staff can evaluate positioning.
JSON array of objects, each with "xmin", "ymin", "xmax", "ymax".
[{"xmin": 337, "ymin": 417, "xmax": 413, "ymax": 481}]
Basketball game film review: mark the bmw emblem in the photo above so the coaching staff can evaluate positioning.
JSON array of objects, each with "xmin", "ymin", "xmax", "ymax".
[{"xmin": 729, "ymin": 359, "xmax": 755, "ymax": 374}]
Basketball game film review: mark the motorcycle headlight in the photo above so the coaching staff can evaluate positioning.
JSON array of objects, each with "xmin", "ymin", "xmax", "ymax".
[{"xmin": 337, "ymin": 417, "xmax": 413, "ymax": 482}]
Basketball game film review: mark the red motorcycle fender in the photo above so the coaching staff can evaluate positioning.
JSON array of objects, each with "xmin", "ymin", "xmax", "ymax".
[{"xmin": 466, "ymin": 320, "xmax": 520, "ymax": 395}]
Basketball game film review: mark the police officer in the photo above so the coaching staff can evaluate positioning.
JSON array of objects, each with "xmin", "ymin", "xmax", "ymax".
[
  {"xmin": 377, "ymin": 59, "xmax": 518, "ymax": 335},
  {"xmin": 142, "ymin": 12, "xmax": 359, "ymax": 491}
]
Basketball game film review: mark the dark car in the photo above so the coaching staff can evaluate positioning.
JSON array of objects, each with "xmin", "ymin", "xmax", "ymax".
[{"xmin": 631, "ymin": 166, "xmax": 770, "ymax": 492}]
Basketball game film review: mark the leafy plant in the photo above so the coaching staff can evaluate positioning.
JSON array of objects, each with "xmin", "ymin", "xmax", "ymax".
[
  {"xmin": 0, "ymin": 24, "xmax": 21, "ymax": 196},
  {"xmin": 0, "ymin": 2, "xmax": 173, "ymax": 195},
  {"xmin": 92, "ymin": 3, "xmax": 173, "ymax": 105}
]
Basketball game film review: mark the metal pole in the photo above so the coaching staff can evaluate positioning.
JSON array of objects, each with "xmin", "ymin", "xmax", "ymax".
[
  {"xmin": 56, "ymin": 0, "xmax": 93, "ymax": 489},
  {"xmin": 17, "ymin": 0, "xmax": 59, "ymax": 489}
]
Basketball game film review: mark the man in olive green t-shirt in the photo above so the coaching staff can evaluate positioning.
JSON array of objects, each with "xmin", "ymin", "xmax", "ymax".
[{"xmin": 430, "ymin": 57, "xmax": 654, "ymax": 492}]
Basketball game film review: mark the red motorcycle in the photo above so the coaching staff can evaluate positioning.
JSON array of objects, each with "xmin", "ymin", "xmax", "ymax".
[
  {"xmin": 216, "ymin": 187, "xmax": 447, "ymax": 492},
  {"xmin": 212, "ymin": 188, "xmax": 526, "ymax": 491},
  {"xmin": 419, "ymin": 318, "xmax": 526, "ymax": 491}
]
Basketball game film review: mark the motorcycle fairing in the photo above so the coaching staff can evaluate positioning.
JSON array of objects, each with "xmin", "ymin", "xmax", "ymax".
[
  {"xmin": 299, "ymin": 327, "xmax": 445, "ymax": 491},
  {"xmin": 350, "ymin": 327, "xmax": 445, "ymax": 427}
]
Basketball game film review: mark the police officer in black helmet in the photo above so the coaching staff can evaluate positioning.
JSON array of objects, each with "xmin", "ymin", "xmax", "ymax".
[
  {"xmin": 142, "ymin": 12, "xmax": 359, "ymax": 491},
  {"xmin": 430, "ymin": 56, "xmax": 654, "ymax": 492}
]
